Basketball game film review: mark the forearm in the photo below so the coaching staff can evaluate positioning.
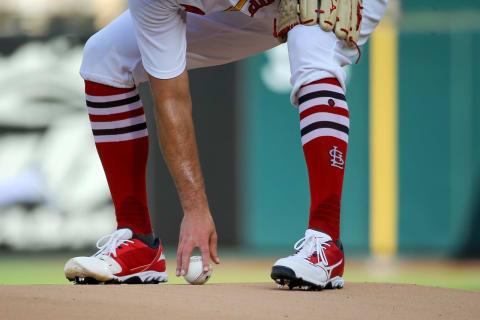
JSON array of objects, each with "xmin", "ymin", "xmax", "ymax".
[{"xmin": 149, "ymin": 71, "xmax": 209, "ymax": 216}]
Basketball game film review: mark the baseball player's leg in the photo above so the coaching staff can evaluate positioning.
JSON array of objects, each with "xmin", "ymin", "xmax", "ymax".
[
  {"xmin": 272, "ymin": 0, "xmax": 388, "ymax": 289},
  {"xmin": 81, "ymin": 11, "xmax": 154, "ymax": 240},
  {"xmin": 65, "ymin": 11, "xmax": 166, "ymax": 284}
]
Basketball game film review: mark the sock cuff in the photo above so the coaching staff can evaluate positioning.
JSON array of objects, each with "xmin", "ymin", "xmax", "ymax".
[
  {"xmin": 300, "ymin": 78, "xmax": 342, "ymax": 89},
  {"xmin": 85, "ymin": 80, "xmax": 136, "ymax": 96},
  {"xmin": 85, "ymin": 81, "xmax": 148, "ymax": 143},
  {"xmin": 298, "ymin": 78, "xmax": 349, "ymax": 146}
]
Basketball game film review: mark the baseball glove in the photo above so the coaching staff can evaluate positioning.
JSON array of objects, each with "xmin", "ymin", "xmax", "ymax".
[{"xmin": 274, "ymin": 0, "xmax": 363, "ymax": 47}]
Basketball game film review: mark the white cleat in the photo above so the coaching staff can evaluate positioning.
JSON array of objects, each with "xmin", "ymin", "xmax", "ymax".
[{"xmin": 271, "ymin": 229, "xmax": 345, "ymax": 290}]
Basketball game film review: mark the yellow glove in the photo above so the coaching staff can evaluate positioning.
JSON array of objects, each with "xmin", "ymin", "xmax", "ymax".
[{"xmin": 275, "ymin": 0, "xmax": 363, "ymax": 46}]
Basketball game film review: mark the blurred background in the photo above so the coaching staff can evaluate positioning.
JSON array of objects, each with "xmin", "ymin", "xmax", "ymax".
[{"xmin": 0, "ymin": 0, "xmax": 479, "ymax": 289}]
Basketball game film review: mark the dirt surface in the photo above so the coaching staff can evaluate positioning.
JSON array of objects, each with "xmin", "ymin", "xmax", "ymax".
[{"xmin": 1, "ymin": 283, "xmax": 479, "ymax": 320}]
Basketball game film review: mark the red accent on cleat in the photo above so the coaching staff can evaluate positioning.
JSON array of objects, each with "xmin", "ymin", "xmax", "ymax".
[{"xmin": 112, "ymin": 238, "xmax": 166, "ymax": 277}]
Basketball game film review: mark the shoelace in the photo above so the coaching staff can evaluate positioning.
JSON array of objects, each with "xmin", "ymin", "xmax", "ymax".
[
  {"xmin": 294, "ymin": 235, "xmax": 343, "ymax": 278},
  {"xmin": 294, "ymin": 235, "xmax": 331, "ymax": 267},
  {"xmin": 93, "ymin": 232, "xmax": 134, "ymax": 258}
]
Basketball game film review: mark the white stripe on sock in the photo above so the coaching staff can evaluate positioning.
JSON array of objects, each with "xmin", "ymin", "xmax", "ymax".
[
  {"xmin": 301, "ymin": 128, "xmax": 349, "ymax": 145},
  {"xmin": 90, "ymin": 114, "xmax": 146, "ymax": 130},
  {"xmin": 300, "ymin": 113, "xmax": 350, "ymax": 130}
]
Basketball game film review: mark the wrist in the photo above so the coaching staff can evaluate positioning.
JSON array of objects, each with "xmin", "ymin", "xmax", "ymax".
[
  {"xmin": 183, "ymin": 211, "xmax": 210, "ymax": 218},
  {"xmin": 183, "ymin": 203, "xmax": 210, "ymax": 217},
  {"xmin": 178, "ymin": 187, "xmax": 210, "ymax": 216}
]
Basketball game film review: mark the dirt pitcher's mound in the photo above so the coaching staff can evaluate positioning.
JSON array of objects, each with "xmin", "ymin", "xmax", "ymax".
[{"xmin": 1, "ymin": 283, "xmax": 478, "ymax": 319}]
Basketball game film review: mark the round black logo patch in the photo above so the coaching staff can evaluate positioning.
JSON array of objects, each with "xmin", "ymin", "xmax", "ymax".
[{"xmin": 328, "ymin": 99, "xmax": 335, "ymax": 106}]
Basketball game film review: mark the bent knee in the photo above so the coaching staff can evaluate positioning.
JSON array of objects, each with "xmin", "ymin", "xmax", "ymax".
[
  {"xmin": 82, "ymin": 33, "xmax": 104, "ymax": 65},
  {"xmin": 79, "ymin": 31, "xmax": 141, "ymax": 87}
]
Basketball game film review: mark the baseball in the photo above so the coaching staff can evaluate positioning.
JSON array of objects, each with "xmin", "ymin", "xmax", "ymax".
[{"xmin": 183, "ymin": 256, "xmax": 212, "ymax": 285}]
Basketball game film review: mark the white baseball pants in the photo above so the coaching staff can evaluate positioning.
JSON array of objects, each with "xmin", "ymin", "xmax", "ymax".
[{"xmin": 80, "ymin": 0, "xmax": 388, "ymax": 105}]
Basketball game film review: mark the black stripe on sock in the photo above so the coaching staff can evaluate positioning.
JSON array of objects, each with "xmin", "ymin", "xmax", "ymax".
[
  {"xmin": 92, "ymin": 122, "xmax": 147, "ymax": 136},
  {"xmin": 298, "ymin": 90, "xmax": 346, "ymax": 105},
  {"xmin": 300, "ymin": 121, "xmax": 349, "ymax": 137},
  {"xmin": 86, "ymin": 95, "xmax": 140, "ymax": 108}
]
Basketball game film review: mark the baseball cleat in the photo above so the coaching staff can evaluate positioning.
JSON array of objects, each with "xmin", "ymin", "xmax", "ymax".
[
  {"xmin": 64, "ymin": 228, "xmax": 168, "ymax": 284},
  {"xmin": 271, "ymin": 229, "xmax": 344, "ymax": 290}
]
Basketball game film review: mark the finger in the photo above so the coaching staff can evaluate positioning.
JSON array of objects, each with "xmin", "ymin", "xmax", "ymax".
[
  {"xmin": 181, "ymin": 242, "xmax": 194, "ymax": 276},
  {"xmin": 348, "ymin": 0, "xmax": 362, "ymax": 44},
  {"xmin": 176, "ymin": 243, "xmax": 184, "ymax": 277},
  {"xmin": 200, "ymin": 244, "xmax": 211, "ymax": 273},
  {"xmin": 319, "ymin": 0, "xmax": 338, "ymax": 32},
  {"xmin": 299, "ymin": 0, "xmax": 318, "ymax": 26},
  {"xmin": 334, "ymin": 0, "xmax": 350, "ymax": 40},
  {"xmin": 209, "ymin": 232, "xmax": 220, "ymax": 264}
]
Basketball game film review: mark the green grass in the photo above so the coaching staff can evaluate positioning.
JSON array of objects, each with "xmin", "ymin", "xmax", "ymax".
[
  {"xmin": 0, "ymin": 257, "xmax": 69, "ymax": 285},
  {"xmin": 343, "ymin": 260, "xmax": 480, "ymax": 291},
  {"xmin": 1, "ymin": 255, "xmax": 479, "ymax": 291}
]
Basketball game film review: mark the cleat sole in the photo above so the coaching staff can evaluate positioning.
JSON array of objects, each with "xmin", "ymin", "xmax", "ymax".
[
  {"xmin": 67, "ymin": 271, "xmax": 168, "ymax": 285},
  {"xmin": 70, "ymin": 277, "xmax": 104, "ymax": 285}
]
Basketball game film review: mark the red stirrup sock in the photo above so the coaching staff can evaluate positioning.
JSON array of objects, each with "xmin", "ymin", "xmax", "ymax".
[
  {"xmin": 297, "ymin": 78, "xmax": 349, "ymax": 241},
  {"xmin": 85, "ymin": 80, "xmax": 153, "ymax": 235}
]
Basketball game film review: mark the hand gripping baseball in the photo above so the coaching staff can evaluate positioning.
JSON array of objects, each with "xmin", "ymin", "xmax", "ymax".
[
  {"xmin": 176, "ymin": 212, "xmax": 220, "ymax": 277},
  {"xmin": 275, "ymin": 0, "xmax": 363, "ymax": 46}
]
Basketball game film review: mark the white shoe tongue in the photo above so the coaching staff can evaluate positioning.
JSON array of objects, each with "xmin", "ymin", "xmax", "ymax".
[
  {"xmin": 114, "ymin": 228, "xmax": 133, "ymax": 240},
  {"xmin": 305, "ymin": 229, "xmax": 332, "ymax": 241}
]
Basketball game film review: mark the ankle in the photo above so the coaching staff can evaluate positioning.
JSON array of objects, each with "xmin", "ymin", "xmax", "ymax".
[{"xmin": 134, "ymin": 232, "xmax": 157, "ymax": 248}]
